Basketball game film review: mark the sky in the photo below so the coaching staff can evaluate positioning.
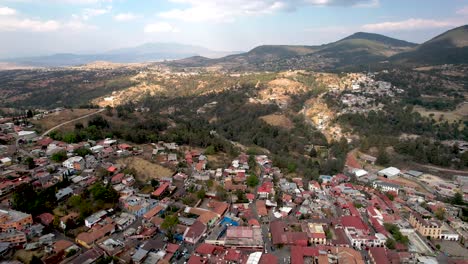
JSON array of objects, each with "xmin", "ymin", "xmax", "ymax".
[{"xmin": 0, "ymin": 0, "xmax": 467, "ymax": 58}]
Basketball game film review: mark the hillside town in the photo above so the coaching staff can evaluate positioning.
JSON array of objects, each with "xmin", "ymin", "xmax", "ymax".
[{"xmin": 0, "ymin": 114, "xmax": 467, "ymax": 264}]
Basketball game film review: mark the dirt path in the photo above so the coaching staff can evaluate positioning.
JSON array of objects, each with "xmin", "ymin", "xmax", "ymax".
[{"xmin": 41, "ymin": 109, "xmax": 104, "ymax": 137}]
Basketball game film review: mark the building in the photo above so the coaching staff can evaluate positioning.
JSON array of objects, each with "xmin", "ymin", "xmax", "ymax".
[
  {"xmin": 183, "ymin": 220, "xmax": 206, "ymax": 244},
  {"xmin": 0, "ymin": 209, "xmax": 33, "ymax": 231},
  {"xmin": 409, "ymin": 213, "xmax": 442, "ymax": 239},
  {"xmin": 17, "ymin": 131, "xmax": 37, "ymax": 140},
  {"xmin": 378, "ymin": 167, "xmax": 400, "ymax": 178},
  {"xmin": 224, "ymin": 226, "xmax": 263, "ymax": 248},
  {"xmin": 303, "ymin": 223, "xmax": 327, "ymax": 245},
  {"xmin": 62, "ymin": 156, "xmax": 85, "ymax": 171},
  {"xmin": 372, "ymin": 181, "xmax": 400, "ymax": 194},
  {"xmin": 0, "ymin": 230, "xmax": 27, "ymax": 245},
  {"xmin": 56, "ymin": 187, "xmax": 73, "ymax": 200}
]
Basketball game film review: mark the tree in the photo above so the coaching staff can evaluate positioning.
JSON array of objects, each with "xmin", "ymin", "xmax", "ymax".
[
  {"xmin": 24, "ymin": 157, "xmax": 35, "ymax": 169},
  {"xmin": 435, "ymin": 207, "xmax": 445, "ymax": 220},
  {"xmin": 376, "ymin": 147, "xmax": 390, "ymax": 166},
  {"xmin": 385, "ymin": 238, "xmax": 396, "ymax": 249},
  {"xmin": 451, "ymin": 192, "xmax": 464, "ymax": 205},
  {"xmin": 51, "ymin": 150, "xmax": 68, "ymax": 162},
  {"xmin": 246, "ymin": 174, "xmax": 259, "ymax": 187},
  {"xmin": 196, "ymin": 189, "xmax": 206, "ymax": 200},
  {"xmin": 74, "ymin": 147, "xmax": 92, "ymax": 157},
  {"xmin": 309, "ymin": 147, "xmax": 317, "ymax": 158},
  {"xmin": 151, "ymin": 179, "xmax": 160, "ymax": 188},
  {"xmin": 88, "ymin": 116, "xmax": 109, "ymax": 129},
  {"xmin": 161, "ymin": 215, "xmax": 179, "ymax": 231},
  {"xmin": 205, "ymin": 145, "xmax": 216, "ymax": 155}
]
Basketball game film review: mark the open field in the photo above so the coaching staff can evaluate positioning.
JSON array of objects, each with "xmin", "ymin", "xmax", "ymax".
[
  {"xmin": 260, "ymin": 114, "xmax": 294, "ymax": 129},
  {"xmin": 414, "ymin": 102, "xmax": 468, "ymax": 124},
  {"xmin": 31, "ymin": 109, "xmax": 99, "ymax": 132},
  {"xmin": 117, "ymin": 157, "xmax": 174, "ymax": 183}
]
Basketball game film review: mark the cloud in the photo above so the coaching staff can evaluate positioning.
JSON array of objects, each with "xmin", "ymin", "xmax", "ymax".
[
  {"xmin": 144, "ymin": 22, "xmax": 179, "ymax": 33},
  {"xmin": 456, "ymin": 6, "xmax": 468, "ymax": 16},
  {"xmin": 79, "ymin": 6, "xmax": 111, "ymax": 20},
  {"xmin": 362, "ymin": 18, "xmax": 465, "ymax": 32},
  {"xmin": 114, "ymin": 13, "xmax": 140, "ymax": 21},
  {"xmin": 0, "ymin": 6, "xmax": 16, "ymax": 16},
  {"xmin": 0, "ymin": 17, "xmax": 60, "ymax": 32},
  {"xmin": 160, "ymin": 0, "xmax": 378, "ymax": 22}
]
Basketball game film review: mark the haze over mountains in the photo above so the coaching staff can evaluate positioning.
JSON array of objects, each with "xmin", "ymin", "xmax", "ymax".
[
  {"xmin": 2, "ymin": 43, "xmax": 241, "ymax": 67},
  {"xmin": 2, "ymin": 25, "xmax": 467, "ymax": 69}
]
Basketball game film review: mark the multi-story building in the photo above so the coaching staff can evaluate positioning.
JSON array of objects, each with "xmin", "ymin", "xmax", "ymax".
[
  {"xmin": 409, "ymin": 213, "xmax": 442, "ymax": 239},
  {"xmin": 0, "ymin": 209, "xmax": 33, "ymax": 231}
]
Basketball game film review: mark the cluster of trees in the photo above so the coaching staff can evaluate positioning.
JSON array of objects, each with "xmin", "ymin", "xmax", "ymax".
[
  {"xmin": 50, "ymin": 116, "xmax": 112, "ymax": 143},
  {"xmin": 377, "ymin": 69, "xmax": 466, "ymax": 111},
  {"xmin": 395, "ymin": 138, "xmax": 468, "ymax": 168},
  {"xmin": 384, "ymin": 223, "xmax": 409, "ymax": 249},
  {"xmin": 338, "ymin": 105, "xmax": 467, "ymax": 141},
  {"xmin": 67, "ymin": 183, "xmax": 119, "ymax": 221},
  {"xmin": 12, "ymin": 180, "xmax": 69, "ymax": 215}
]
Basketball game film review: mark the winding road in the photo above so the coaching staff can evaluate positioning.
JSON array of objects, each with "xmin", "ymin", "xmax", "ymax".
[{"xmin": 41, "ymin": 108, "xmax": 105, "ymax": 137}]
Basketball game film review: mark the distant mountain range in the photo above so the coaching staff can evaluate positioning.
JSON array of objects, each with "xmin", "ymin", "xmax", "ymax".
[
  {"xmin": 166, "ymin": 25, "xmax": 468, "ymax": 71},
  {"xmin": 2, "ymin": 25, "xmax": 467, "ymax": 69},
  {"xmin": 2, "ymin": 43, "xmax": 241, "ymax": 67}
]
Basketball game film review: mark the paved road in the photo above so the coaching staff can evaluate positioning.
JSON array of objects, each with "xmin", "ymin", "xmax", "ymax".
[{"xmin": 41, "ymin": 108, "xmax": 105, "ymax": 137}]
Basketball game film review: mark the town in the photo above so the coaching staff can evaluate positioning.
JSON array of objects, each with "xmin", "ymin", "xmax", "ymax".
[{"xmin": 0, "ymin": 109, "xmax": 467, "ymax": 264}]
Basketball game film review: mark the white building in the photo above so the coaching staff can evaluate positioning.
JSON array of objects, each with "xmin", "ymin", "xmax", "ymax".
[
  {"xmin": 353, "ymin": 169, "xmax": 368, "ymax": 178},
  {"xmin": 372, "ymin": 181, "xmax": 400, "ymax": 194},
  {"xmin": 62, "ymin": 156, "xmax": 85, "ymax": 170},
  {"xmin": 17, "ymin": 131, "xmax": 37, "ymax": 140},
  {"xmin": 378, "ymin": 167, "xmax": 400, "ymax": 178}
]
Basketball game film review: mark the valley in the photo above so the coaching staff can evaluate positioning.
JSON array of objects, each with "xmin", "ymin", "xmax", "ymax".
[{"xmin": 0, "ymin": 24, "xmax": 467, "ymax": 264}]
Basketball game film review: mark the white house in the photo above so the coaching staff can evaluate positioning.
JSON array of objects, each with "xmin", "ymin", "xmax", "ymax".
[
  {"xmin": 62, "ymin": 156, "xmax": 85, "ymax": 170},
  {"xmin": 353, "ymin": 169, "xmax": 368, "ymax": 178},
  {"xmin": 17, "ymin": 131, "xmax": 37, "ymax": 140},
  {"xmin": 378, "ymin": 167, "xmax": 400, "ymax": 178}
]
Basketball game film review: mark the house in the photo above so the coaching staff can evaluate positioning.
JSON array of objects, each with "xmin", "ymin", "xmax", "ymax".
[
  {"xmin": 372, "ymin": 181, "xmax": 400, "ymax": 194},
  {"xmin": 258, "ymin": 181, "xmax": 274, "ymax": 199},
  {"xmin": 270, "ymin": 220, "xmax": 308, "ymax": 246},
  {"xmin": 183, "ymin": 220, "xmax": 206, "ymax": 244},
  {"xmin": 60, "ymin": 212, "xmax": 79, "ymax": 230},
  {"xmin": 360, "ymin": 154, "xmax": 377, "ymax": 164},
  {"xmin": 56, "ymin": 187, "xmax": 73, "ymax": 200},
  {"xmin": 17, "ymin": 131, "xmax": 37, "ymax": 140},
  {"xmin": 378, "ymin": 167, "xmax": 400, "ymax": 178},
  {"xmin": 62, "ymin": 156, "xmax": 85, "ymax": 171},
  {"xmin": 37, "ymin": 213, "xmax": 54, "ymax": 226},
  {"xmin": 75, "ymin": 223, "xmax": 115, "ymax": 248},
  {"xmin": 152, "ymin": 182, "xmax": 170, "ymax": 197},
  {"xmin": 84, "ymin": 210, "xmax": 108, "ymax": 228},
  {"xmin": 0, "ymin": 158, "xmax": 12, "ymax": 166},
  {"xmin": 353, "ymin": 169, "xmax": 368, "ymax": 178},
  {"xmin": 303, "ymin": 223, "xmax": 327, "ymax": 245}
]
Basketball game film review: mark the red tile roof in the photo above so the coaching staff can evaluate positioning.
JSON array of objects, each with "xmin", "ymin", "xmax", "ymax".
[
  {"xmin": 152, "ymin": 182, "xmax": 170, "ymax": 196},
  {"xmin": 37, "ymin": 213, "xmax": 54, "ymax": 226},
  {"xmin": 369, "ymin": 247, "xmax": 389, "ymax": 264},
  {"xmin": 340, "ymin": 216, "xmax": 368, "ymax": 232}
]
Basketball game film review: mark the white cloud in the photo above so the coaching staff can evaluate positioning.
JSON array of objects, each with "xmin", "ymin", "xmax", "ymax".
[
  {"xmin": 114, "ymin": 13, "xmax": 140, "ymax": 21},
  {"xmin": 0, "ymin": 16, "xmax": 60, "ymax": 32},
  {"xmin": 456, "ymin": 6, "xmax": 468, "ymax": 16},
  {"xmin": 0, "ymin": 7, "xmax": 16, "ymax": 16},
  {"xmin": 362, "ymin": 18, "xmax": 465, "ymax": 32},
  {"xmin": 160, "ymin": 0, "xmax": 377, "ymax": 22},
  {"xmin": 79, "ymin": 6, "xmax": 111, "ymax": 20},
  {"xmin": 144, "ymin": 22, "xmax": 179, "ymax": 33}
]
